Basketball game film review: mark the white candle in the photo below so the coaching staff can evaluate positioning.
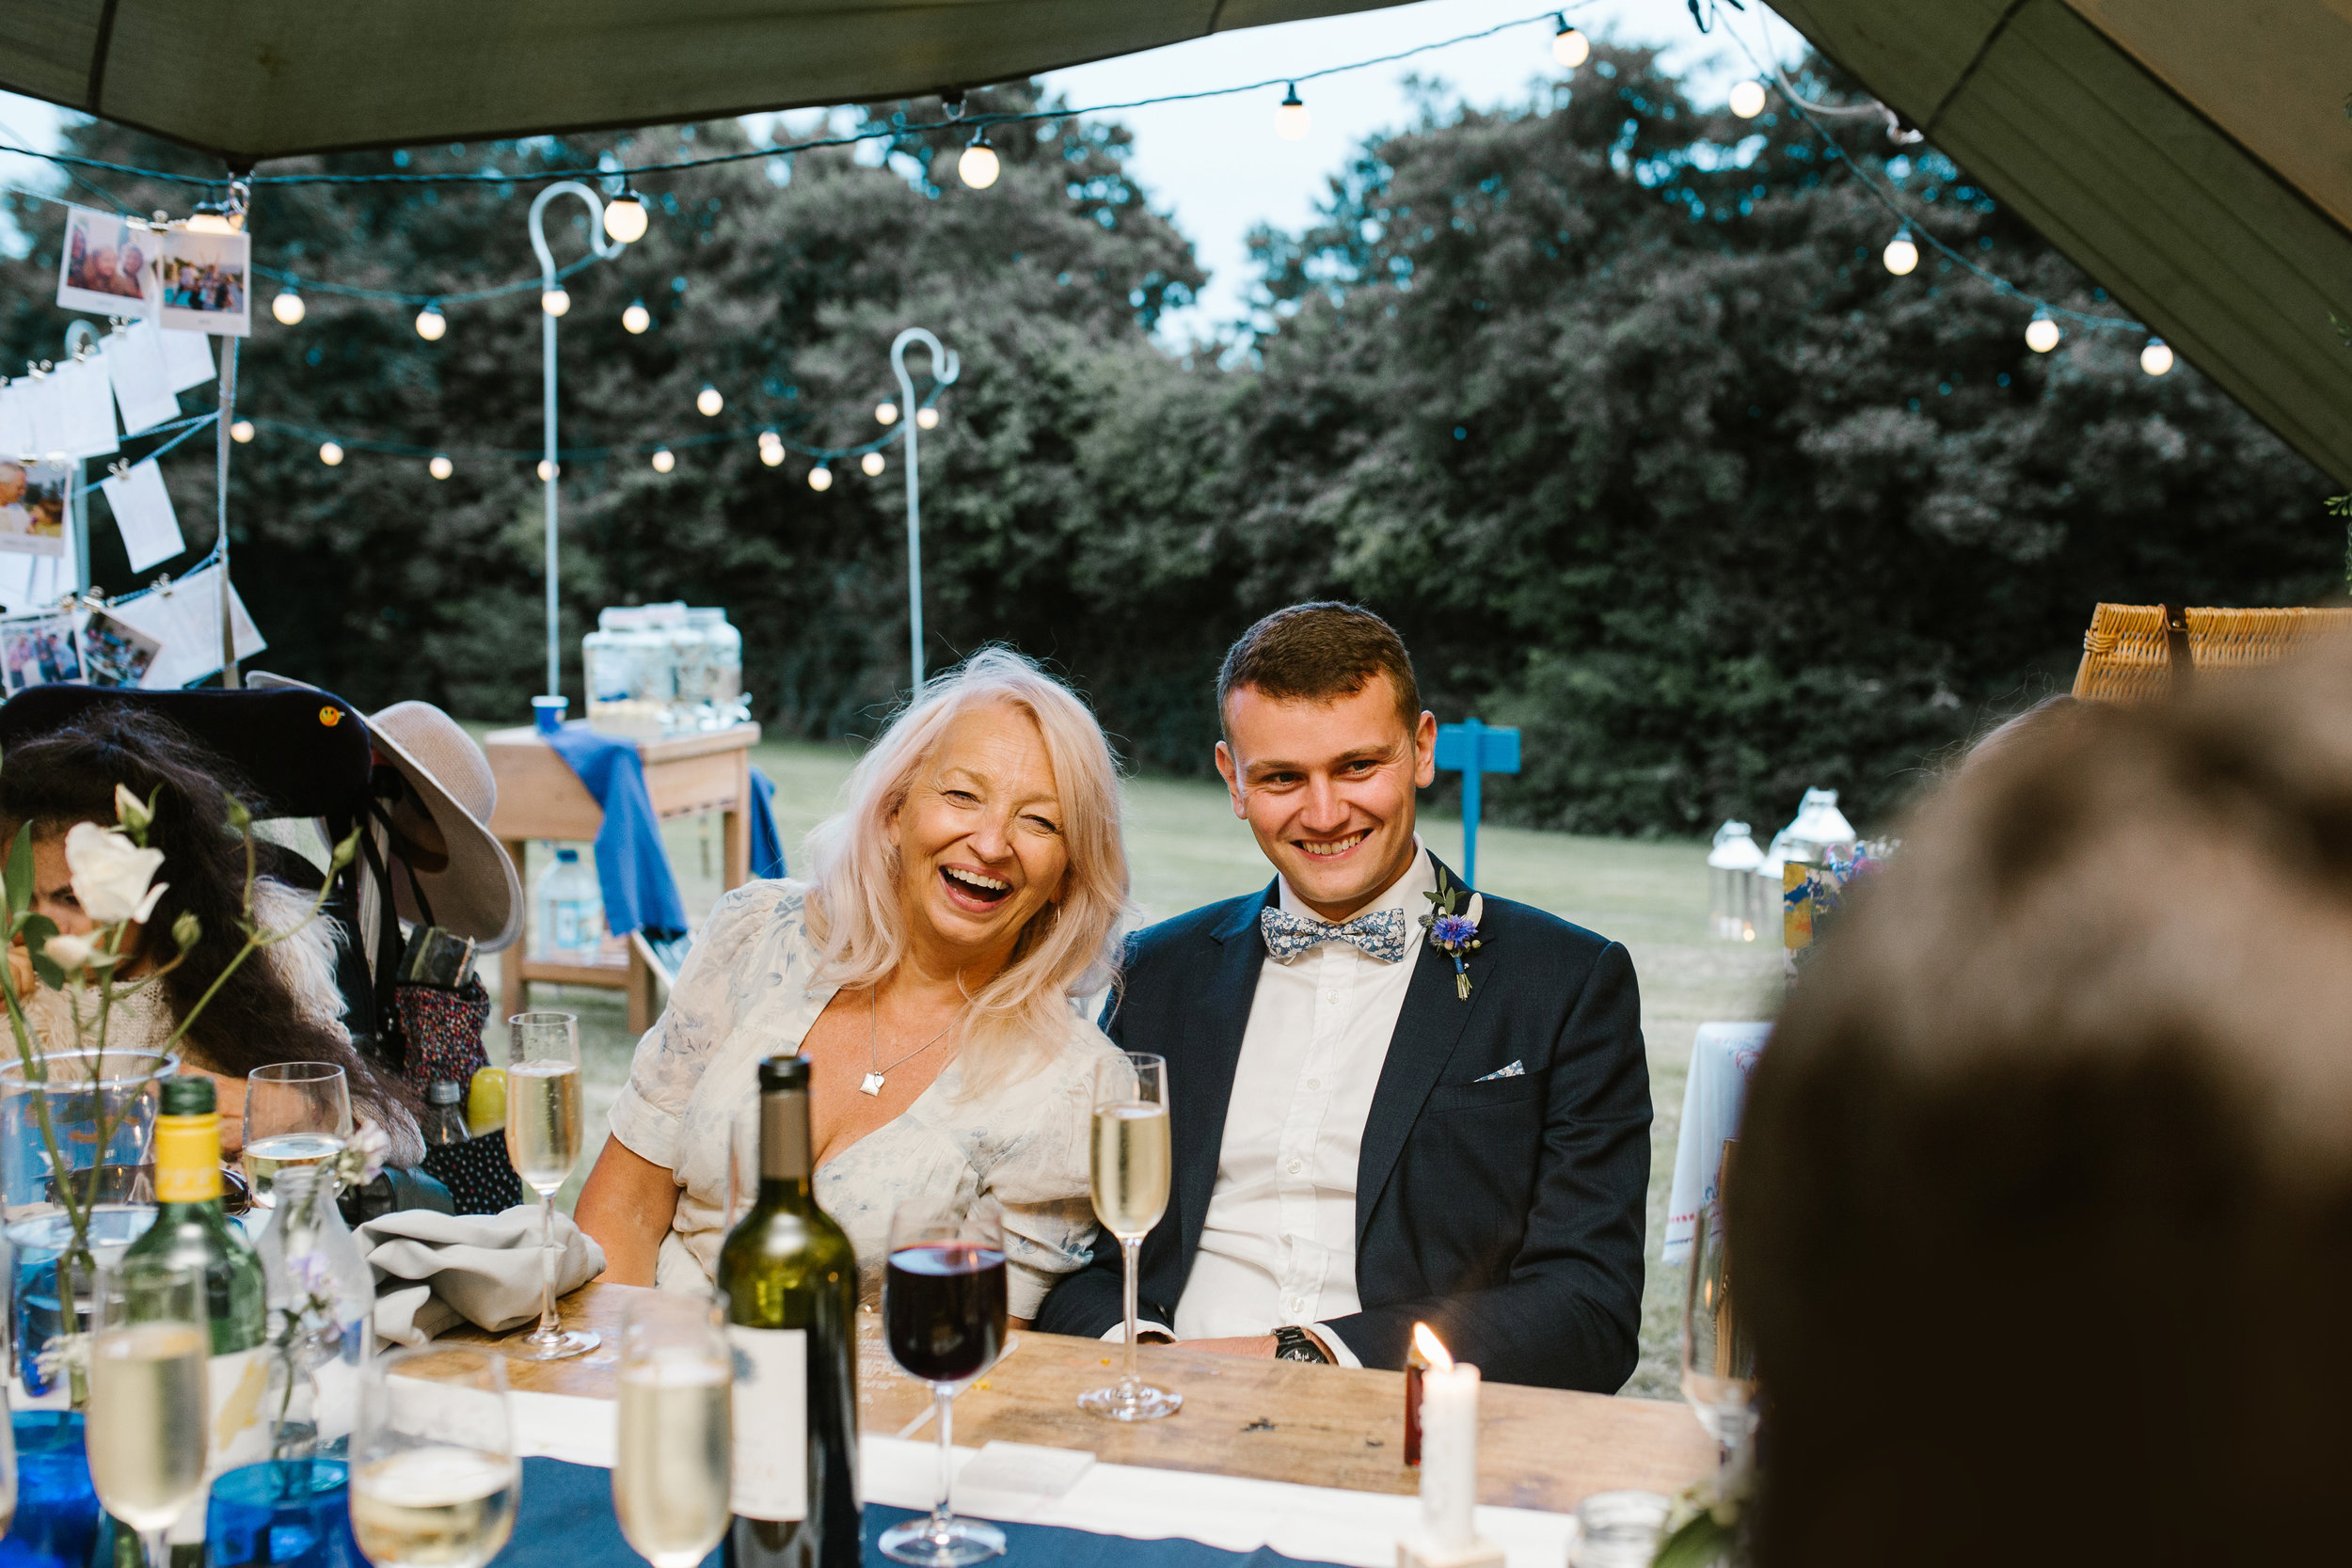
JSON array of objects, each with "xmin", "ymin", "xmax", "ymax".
[{"xmin": 1419, "ymin": 1360, "xmax": 1481, "ymax": 1550}]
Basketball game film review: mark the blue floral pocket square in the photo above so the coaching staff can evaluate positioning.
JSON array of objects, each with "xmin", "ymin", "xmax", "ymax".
[{"xmin": 1473, "ymin": 1060, "xmax": 1526, "ymax": 1082}]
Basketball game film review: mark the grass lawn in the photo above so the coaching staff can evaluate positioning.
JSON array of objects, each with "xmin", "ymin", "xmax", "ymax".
[{"xmin": 484, "ymin": 735, "xmax": 1782, "ymax": 1400}]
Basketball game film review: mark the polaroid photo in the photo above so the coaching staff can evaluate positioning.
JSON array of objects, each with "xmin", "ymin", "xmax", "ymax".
[
  {"xmin": 155, "ymin": 227, "xmax": 251, "ymax": 338},
  {"xmin": 1, "ymin": 611, "xmax": 85, "ymax": 695},
  {"xmin": 78, "ymin": 608, "xmax": 161, "ymax": 689},
  {"xmin": 56, "ymin": 206, "xmax": 160, "ymax": 319},
  {"xmin": 0, "ymin": 458, "xmax": 72, "ymax": 557}
]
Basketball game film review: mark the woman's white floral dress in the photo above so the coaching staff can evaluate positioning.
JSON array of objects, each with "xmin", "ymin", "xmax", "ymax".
[{"xmin": 607, "ymin": 879, "xmax": 1113, "ymax": 1318}]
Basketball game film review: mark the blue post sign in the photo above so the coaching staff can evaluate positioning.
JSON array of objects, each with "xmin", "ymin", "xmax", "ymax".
[{"xmin": 1434, "ymin": 717, "xmax": 1520, "ymax": 887}]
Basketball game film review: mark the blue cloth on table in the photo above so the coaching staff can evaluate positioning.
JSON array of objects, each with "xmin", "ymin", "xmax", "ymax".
[
  {"xmin": 496, "ymin": 1457, "xmax": 1346, "ymax": 1568},
  {"xmin": 541, "ymin": 721, "xmax": 690, "ymax": 937},
  {"xmin": 749, "ymin": 764, "xmax": 787, "ymax": 879}
]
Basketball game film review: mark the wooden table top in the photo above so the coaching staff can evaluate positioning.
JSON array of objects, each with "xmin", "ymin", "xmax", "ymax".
[
  {"xmin": 483, "ymin": 722, "xmax": 762, "ymax": 764},
  {"xmin": 448, "ymin": 1282, "xmax": 1716, "ymax": 1515}
]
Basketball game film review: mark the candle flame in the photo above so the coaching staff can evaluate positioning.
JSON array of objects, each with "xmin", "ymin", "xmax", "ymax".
[{"xmin": 1412, "ymin": 1323, "xmax": 1453, "ymax": 1371}]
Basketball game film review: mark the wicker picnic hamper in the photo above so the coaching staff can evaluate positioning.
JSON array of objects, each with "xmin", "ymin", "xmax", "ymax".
[{"xmin": 2072, "ymin": 604, "xmax": 2352, "ymax": 703}]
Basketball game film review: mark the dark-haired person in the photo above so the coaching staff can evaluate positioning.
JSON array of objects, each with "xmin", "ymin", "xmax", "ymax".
[
  {"xmin": 1035, "ymin": 602, "xmax": 1650, "ymax": 1390},
  {"xmin": 2, "ymin": 704, "xmax": 423, "ymax": 1164}
]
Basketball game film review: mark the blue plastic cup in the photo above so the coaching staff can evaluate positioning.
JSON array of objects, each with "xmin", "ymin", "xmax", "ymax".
[
  {"xmin": 0, "ymin": 1410, "xmax": 99, "ymax": 1568},
  {"xmin": 532, "ymin": 695, "xmax": 568, "ymax": 735},
  {"xmin": 207, "ymin": 1459, "xmax": 359, "ymax": 1568}
]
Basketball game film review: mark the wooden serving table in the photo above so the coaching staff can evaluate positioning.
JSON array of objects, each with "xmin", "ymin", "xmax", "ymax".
[
  {"xmin": 450, "ymin": 1282, "xmax": 1717, "ymax": 1516},
  {"xmin": 483, "ymin": 723, "xmax": 761, "ymax": 1031}
]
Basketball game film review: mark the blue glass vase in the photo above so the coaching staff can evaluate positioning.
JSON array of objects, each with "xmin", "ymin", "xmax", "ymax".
[
  {"xmin": 0, "ymin": 1411, "xmax": 100, "ymax": 1568},
  {"xmin": 205, "ymin": 1460, "xmax": 357, "ymax": 1568}
]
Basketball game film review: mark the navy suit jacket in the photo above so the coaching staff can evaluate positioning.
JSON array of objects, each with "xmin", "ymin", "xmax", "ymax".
[{"xmin": 1034, "ymin": 861, "xmax": 1651, "ymax": 1391}]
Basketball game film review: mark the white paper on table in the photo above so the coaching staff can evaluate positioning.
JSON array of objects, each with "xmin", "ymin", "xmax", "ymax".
[
  {"xmin": 0, "ymin": 551, "xmax": 37, "ymax": 611},
  {"xmin": 159, "ymin": 327, "xmax": 215, "ymax": 392},
  {"xmin": 101, "ymin": 459, "xmax": 184, "ymax": 571},
  {"xmin": 0, "ymin": 385, "xmax": 29, "ymax": 458},
  {"xmin": 103, "ymin": 321, "xmax": 182, "ymax": 435},
  {"xmin": 1662, "ymin": 1022, "xmax": 1772, "ymax": 1265},
  {"xmin": 102, "ymin": 560, "xmax": 265, "ymax": 688},
  {"xmin": 52, "ymin": 356, "xmax": 118, "ymax": 460}
]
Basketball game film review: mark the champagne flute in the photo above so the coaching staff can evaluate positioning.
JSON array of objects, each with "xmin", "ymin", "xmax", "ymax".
[
  {"xmin": 87, "ymin": 1259, "xmax": 209, "ymax": 1568},
  {"xmin": 612, "ymin": 1293, "xmax": 732, "ymax": 1568},
  {"xmin": 348, "ymin": 1345, "xmax": 518, "ymax": 1568},
  {"xmin": 503, "ymin": 1012, "xmax": 596, "ymax": 1360},
  {"xmin": 879, "ymin": 1201, "xmax": 1008, "ymax": 1567},
  {"xmin": 1077, "ymin": 1052, "xmax": 1181, "ymax": 1422},
  {"xmin": 244, "ymin": 1061, "xmax": 353, "ymax": 1210},
  {"xmin": 1679, "ymin": 1145, "xmax": 1756, "ymax": 1453}
]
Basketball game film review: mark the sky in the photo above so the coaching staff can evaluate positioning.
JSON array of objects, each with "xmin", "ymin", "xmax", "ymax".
[{"xmin": 0, "ymin": 0, "xmax": 1804, "ymax": 345}]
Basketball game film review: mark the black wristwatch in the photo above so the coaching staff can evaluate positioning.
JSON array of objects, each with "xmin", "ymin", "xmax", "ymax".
[{"xmin": 1274, "ymin": 1325, "xmax": 1332, "ymax": 1364}]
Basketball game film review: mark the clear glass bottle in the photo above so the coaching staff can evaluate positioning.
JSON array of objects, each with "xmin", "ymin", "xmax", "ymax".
[
  {"xmin": 255, "ymin": 1164, "xmax": 375, "ymax": 1456},
  {"xmin": 1706, "ymin": 822, "xmax": 1764, "ymax": 942},
  {"xmin": 421, "ymin": 1081, "xmax": 470, "ymax": 1148},
  {"xmin": 532, "ymin": 847, "xmax": 604, "ymax": 964}
]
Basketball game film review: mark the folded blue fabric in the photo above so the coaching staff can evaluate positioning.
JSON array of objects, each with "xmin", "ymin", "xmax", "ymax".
[
  {"xmin": 541, "ymin": 723, "xmax": 690, "ymax": 938},
  {"xmin": 749, "ymin": 765, "xmax": 787, "ymax": 880}
]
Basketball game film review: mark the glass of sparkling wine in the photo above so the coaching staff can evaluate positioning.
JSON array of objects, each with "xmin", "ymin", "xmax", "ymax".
[
  {"xmin": 504, "ymin": 1011, "xmax": 596, "ymax": 1360},
  {"xmin": 244, "ymin": 1061, "xmax": 353, "ymax": 1210},
  {"xmin": 1077, "ymin": 1051, "xmax": 1180, "ymax": 1421},
  {"xmin": 87, "ymin": 1259, "xmax": 209, "ymax": 1568},
  {"xmin": 613, "ymin": 1292, "xmax": 733, "ymax": 1568},
  {"xmin": 349, "ymin": 1345, "xmax": 518, "ymax": 1568},
  {"xmin": 880, "ymin": 1201, "xmax": 1009, "ymax": 1566}
]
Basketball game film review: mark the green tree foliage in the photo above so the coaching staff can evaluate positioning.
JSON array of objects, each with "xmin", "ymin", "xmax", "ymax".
[{"xmin": 1, "ymin": 50, "xmax": 2334, "ymax": 834}]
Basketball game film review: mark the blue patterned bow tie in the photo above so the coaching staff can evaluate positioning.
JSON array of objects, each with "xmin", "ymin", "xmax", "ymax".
[{"xmin": 1260, "ymin": 904, "xmax": 1408, "ymax": 964}]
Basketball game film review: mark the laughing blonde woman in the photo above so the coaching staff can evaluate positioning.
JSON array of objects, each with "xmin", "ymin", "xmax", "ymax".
[{"xmin": 575, "ymin": 648, "xmax": 1130, "ymax": 1323}]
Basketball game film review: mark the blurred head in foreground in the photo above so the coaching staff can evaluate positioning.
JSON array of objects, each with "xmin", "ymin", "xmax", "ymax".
[{"xmin": 1738, "ymin": 641, "xmax": 2352, "ymax": 1567}]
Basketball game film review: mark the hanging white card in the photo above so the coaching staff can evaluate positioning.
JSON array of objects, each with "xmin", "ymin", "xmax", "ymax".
[
  {"xmin": 53, "ymin": 357, "xmax": 119, "ymax": 460},
  {"xmin": 103, "ymin": 323, "xmax": 181, "ymax": 436},
  {"xmin": 20, "ymin": 377, "xmax": 63, "ymax": 461},
  {"xmin": 0, "ymin": 553, "xmax": 35, "ymax": 612},
  {"xmin": 103, "ymin": 561, "xmax": 265, "ymax": 688},
  {"xmin": 159, "ymin": 328, "xmax": 215, "ymax": 393},
  {"xmin": 101, "ymin": 459, "xmax": 184, "ymax": 572},
  {"xmin": 0, "ymin": 386, "xmax": 28, "ymax": 460}
]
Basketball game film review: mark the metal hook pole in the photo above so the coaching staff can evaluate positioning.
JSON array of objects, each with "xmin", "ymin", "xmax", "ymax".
[
  {"xmin": 526, "ymin": 181, "xmax": 621, "ymax": 704},
  {"xmin": 888, "ymin": 328, "xmax": 959, "ymax": 693}
]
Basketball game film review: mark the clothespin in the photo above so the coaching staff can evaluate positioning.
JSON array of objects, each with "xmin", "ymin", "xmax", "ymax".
[
  {"xmin": 106, "ymin": 317, "xmax": 129, "ymax": 336},
  {"xmin": 106, "ymin": 459, "xmax": 130, "ymax": 479},
  {"xmin": 150, "ymin": 570, "xmax": 175, "ymax": 597}
]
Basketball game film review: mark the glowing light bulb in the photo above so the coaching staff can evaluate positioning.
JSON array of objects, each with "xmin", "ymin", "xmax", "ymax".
[
  {"xmin": 542, "ymin": 288, "xmax": 570, "ymax": 317},
  {"xmin": 861, "ymin": 451, "xmax": 885, "ymax": 476},
  {"xmin": 186, "ymin": 203, "xmax": 236, "ymax": 235},
  {"xmin": 1728, "ymin": 80, "xmax": 1768, "ymax": 119},
  {"xmin": 759, "ymin": 439, "xmax": 785, "ymax": 467},
  {"xmin": 229, "ymin": 419, "xmax": 254, "ymax": 444},
  {"xmin": 622, "ymin": 300, "xmax": 651, "ymax": 334},
  {"xmin": 1883, "ymin": 229, "xmax": 1919, "ymax": 276},
  {"xmin": 807, "ymin": 465, "xmax": 834, "ymax": 492},
  {"xmin": 959, "ymin": 132, "xmax": 1001, "ymax": 190},
  {"xmin": 696, "ymin": 385, "xmax": 723, "ymax": 417},
  {"xmin": 318, "ymin": 441, "xmax": 343, "ymax": 467},
  {"xmin": 2025, "ymin": 310, "xmax": 2060, "ymax": 354},
  {"xmin": 537, "ymin": 459, "xmax": 559, "ymax": 481},
  {"xmin": 875, "ymin": 401, "xmax": 899, "ymax": 425},
  {"xmin": 915, "ymin": 406, "xmax": 940, "ymax": 430},
  {"xmin": 1275, "ymin": 85, "xmax": 1311, "ymax": 141},
  {"xmin": 271, "ymin": 290, "xmax": 306, "ymax": 325},
  {"xmin": 603, "ymin": 191, "xmax": 648, "ymax": 244},
  {"xmin": 1551, "ymin": 18, "xmax": 1589, "ymax": 69},
  {"xmin": 651, "ymin": 448, "xmax": 675, "ymax": 473},
  {"xmin": 2141, "ymin": 338, "xmax": 2173, "ymax": 376},
  {"xmin": 415, "ymin": 304, "xmax": 447, "ymax": 341},
  {"xmin": 429, "ymin": 453, "xmax": 453, "ymax": 480}
]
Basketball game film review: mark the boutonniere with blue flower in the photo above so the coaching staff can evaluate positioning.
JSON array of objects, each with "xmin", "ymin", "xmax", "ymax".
[{"xmin": 1419, "ymin": 866, "xmax": 1486, "ymax": 1001}]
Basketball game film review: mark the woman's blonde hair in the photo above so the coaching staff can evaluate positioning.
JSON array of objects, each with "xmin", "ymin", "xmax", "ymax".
[{"xmin": 802, "ymin": 647, "xmax": 1131, "ymax": 1092}]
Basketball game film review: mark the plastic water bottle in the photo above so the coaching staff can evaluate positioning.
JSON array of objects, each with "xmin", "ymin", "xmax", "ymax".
[{"xmin": 533, "ymin": 846, "xmax": 605, "ymax": 962}]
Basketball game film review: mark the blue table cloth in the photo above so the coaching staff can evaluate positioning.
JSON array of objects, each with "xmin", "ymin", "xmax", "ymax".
[
  {"xmin": 542, "ymin": 722, "xmax": 691, "ymax": 938},
  {"xmin": 497, "ymin": 1458, "xmax": 1346, "ymax": 1568}
]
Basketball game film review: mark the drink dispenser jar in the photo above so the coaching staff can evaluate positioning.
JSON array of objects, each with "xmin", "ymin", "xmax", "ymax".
[
  {"xmin": 688, "ymin": 608, "xmax": 744, "ymax": 728},
  {"xmin": 1707, "ymin": 821, "xmax": 1764, "ymax": 942}
]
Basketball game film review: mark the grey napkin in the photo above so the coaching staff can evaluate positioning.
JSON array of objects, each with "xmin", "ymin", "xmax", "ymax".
[{"xmin": 360, "ymin": 1203, "xmax": 606, "ymax": 1346}]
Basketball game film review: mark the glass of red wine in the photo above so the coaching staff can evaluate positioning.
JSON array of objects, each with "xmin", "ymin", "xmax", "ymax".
[{"xmin": 878, "ymin": 1200, "xmax": 1009, "ymax": 1567}]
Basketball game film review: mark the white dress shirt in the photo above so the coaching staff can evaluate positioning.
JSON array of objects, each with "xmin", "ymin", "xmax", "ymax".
[{"xmin": 1136, "ymin": 844, "xmax": 1436, "ymax": 1365}]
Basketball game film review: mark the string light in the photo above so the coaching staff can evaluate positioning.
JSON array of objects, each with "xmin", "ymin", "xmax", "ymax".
[
  {"xmin": 915, "ymin": 406, "xmax": 940, "ymax": 430},
  {"xmin": 429, "ymin": 453, "xmax": 453, "ymax": 480},
  {"xmin": 1275, "ymin": 84, "xmax": 1311, "ymax": 141},
  {"xmin": 758, "ymin": 433, "xmax": 785, "ymax": 467},
  {"xmin": 1882, "ymin": 228, "xmax": 1919, "ymax": 277},
  {"xmin": 603, "ymin": 188, "xmax": 648, "ymax": 244},
  {"xmin": 696, "ymin": 385, "xmax": 724, "ymax": 417},
  {"xmin": 2141, "ymin": 338, "xmax": 2174, "ymax": 376},
  {"xmin": 860, "ymin": 451, "xmax": 885, "ymax": 476},
  {"xmin": 318, "ymin": 441, "xmax": 343, "ymax": 466},
  {"xmin": 651, "ymin": 447, "xmax": 675, "ymax": 473},
  {"xmin": 229, "ymin": 420, "xmax": 254, "ymax": 443},
  {"xmin": 1728, "ymin": 80, "xmax": 1768, "ymax": 119},
  {"xmin": 958, "ymin": 130, "xmax": 1001, "ymax": 190},
  {"xmin": 622, "ymin": 299, "xmax": 651, "ymax": 334},
  {"xmin": 415, "ymin": 303, "xmax": 447, "ymax": 341},
  {"xmin": 185, "ymin": 201, "xmax": 237, "ymax": 235},
  {"xmin": 537, "ymin": 459, "xmax": 559, "ymax": 481},
  {"xmin": 1550, "ymin": 14, "xmax": 1589, "ymax": 68},
  {"xmin": 807, "ymin": 464, "xmax": 834, "ymax": 491},
  {"xmin": 2025, "ymin": 309, "xmax": 2060, "ymax": 354},
  {"xmin": 271, "ymin": 289, "xmax": 306, "ymax": 325},
  {"xmin": 541, "ymin": 287, "xmax": 570, "ymax": 317},
  {"xmin": 875, "ymin": 401, "xmax": 899, "ymax": 425}
]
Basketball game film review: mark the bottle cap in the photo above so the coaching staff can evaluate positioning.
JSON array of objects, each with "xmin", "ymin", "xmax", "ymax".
[
  {"xmin": 426, "ymin": 1080, "xmax": 464, "ymax": 1104},
  {"xmin": 757, "ymin": 1054, "xmax": 811, "ymax": 1092},
  {"xmin": 160, "ymin": 1075, "xmax": 215, "ymax": 1116}
]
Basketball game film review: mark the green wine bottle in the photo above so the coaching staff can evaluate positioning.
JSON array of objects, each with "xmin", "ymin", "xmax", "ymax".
[
  {"xmin": 119, "ymin": 1074, "xmax": 270, "ymax": 1568},
  {"xmin": 717, "ymin": 1054, "xmax": 861, "ymax": 1568}
]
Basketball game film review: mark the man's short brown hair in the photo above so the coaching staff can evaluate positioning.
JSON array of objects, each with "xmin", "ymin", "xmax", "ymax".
[{"xmin": 1216, "ymin": 602, "xmax": 1420, "ymax": 741}]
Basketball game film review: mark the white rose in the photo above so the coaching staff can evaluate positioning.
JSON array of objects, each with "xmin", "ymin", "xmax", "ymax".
[
  {"xmin": 63, "ymin": 821, "xmax": 167, "ymax": 926},
  {"xmin": 43, "ymin": 932, "xmax": 97, "ymax": 972}
]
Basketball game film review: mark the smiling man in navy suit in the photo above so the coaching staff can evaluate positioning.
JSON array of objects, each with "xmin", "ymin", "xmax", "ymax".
[{"xmin": 1036, "ymin": 602, "xmax": 1650, "ymax": 1390}]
